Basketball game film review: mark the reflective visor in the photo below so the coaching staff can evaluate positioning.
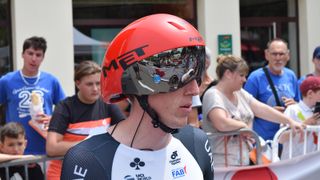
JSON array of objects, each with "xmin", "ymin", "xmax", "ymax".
[{"xmin": 121, "ymin": 46, "xmax": 205, "ymax": 95}]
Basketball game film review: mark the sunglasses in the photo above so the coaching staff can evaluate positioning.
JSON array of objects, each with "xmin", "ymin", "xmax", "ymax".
[{"xmin": 121, "ymin": 46, "xmax": 205, "ymax": 95}]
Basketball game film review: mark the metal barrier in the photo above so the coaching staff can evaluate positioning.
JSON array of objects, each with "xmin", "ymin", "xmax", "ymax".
[
  {"xmin": 271, "ymin": 125, "xmax": 320, "ymax": 162},
  {"xmin": 206, "ymin": 128, "xmax": 262, "ymax": 166},
  {"xmin": 0, "ymin": 155, "xmax": 63, "ymax": 180}
]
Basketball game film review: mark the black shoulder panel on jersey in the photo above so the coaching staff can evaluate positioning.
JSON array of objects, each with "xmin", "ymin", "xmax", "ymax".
[
  {"xmin": 61, "ymin": 133, "xmax": 120, "ymax": 180},
  {"xmin": 173, "ymin": 125, "xmax": 214, "ymax": 180}
]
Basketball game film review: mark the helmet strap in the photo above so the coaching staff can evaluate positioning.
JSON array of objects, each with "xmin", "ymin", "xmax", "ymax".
[{"xmin": 136, "ymin": 95, "xmax": 178, "ymax": 134}]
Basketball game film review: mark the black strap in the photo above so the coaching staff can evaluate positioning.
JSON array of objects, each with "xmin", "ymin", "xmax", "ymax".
[
  {"xmin": 262, "ymin": 67, "xmax": 282, "ymax": 106},
  {"xmin": 136, "ymin": 95, "xmax": 178, "ymax": 134}
]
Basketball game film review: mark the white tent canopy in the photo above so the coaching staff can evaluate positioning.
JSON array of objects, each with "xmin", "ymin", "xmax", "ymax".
[
  {"xmin": 73, "ymin": 27, "xmax": 106, "ymax": 46},
  {"xmin": 73, "ymin": 27, "xmax": 107, "ymax": 56}
]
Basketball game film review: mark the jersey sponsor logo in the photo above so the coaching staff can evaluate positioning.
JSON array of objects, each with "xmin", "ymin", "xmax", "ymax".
[
  {"xmin": 102, "ymin": 45, "xmax": 149, "ymax": 78},
  {"xmin": 169, "ymin": 151, "xmax": 181, "ymax": 165},
  {"xmin": 124, "ymin": 174, "xmax": 152, "ymax": 180},
  {"xmin": 130, "ymin": 157, "xmax": 145, "ymax": 170},
  {"xmin": 205, "ymin": 139, "xmax": 214, "ymax": 171},
  {"xmin": 124, "ymin": 175, "xmax": 135, "ymax": 180},
  {"xmin": 171, "ymin": 166, "xmax": 187, "ymax": 179}
]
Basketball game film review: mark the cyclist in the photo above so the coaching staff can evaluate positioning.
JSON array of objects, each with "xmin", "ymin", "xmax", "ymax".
[{"xmin": 61, "ymin": 13, "xmax": 213, "ymax": 180}]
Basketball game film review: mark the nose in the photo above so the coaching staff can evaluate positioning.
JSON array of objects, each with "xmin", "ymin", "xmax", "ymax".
[
  {"xmin": 31, "ymin": 54, "xmax": 38, "ymax": 61},
  {"xmin": 12, "ymin": 146, "xmax": 20, "ymax": 155},
  {"xmin": 93, "ymin": 84, "xmax": 100, "ymax": 92},
  {"xmin": 184, "ymin": 79, "xmax": 199, "ymax": 96}
]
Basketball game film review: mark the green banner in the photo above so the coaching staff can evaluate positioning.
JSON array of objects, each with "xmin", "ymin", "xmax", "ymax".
[{"xmin": 218, "ymin": 34, "xmax": 232, "ymax": 55}]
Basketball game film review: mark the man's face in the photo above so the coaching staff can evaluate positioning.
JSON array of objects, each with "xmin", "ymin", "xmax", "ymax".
[
  {"xmin": 148, "ymin": 79, "xmax": 199, "ymax": 129},
  {"xmin": 265, "ymin": 41, "xmax": 290, "ymax": 74},
  {"xmin": 22, "ymin": 47, "xmax": 45, "ymax": 76},
  {"xmin": 0, "ymin": 135, "xmax": 27, "ymax": 155}
]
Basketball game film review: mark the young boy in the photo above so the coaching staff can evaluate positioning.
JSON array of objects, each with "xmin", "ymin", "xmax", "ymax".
[
  {"xmin": 281, "ymin": 76, "xmax": 320, "ymax": 159},
  {"xmin": 0, "ymin": 122, "xmax": 44, "ymax": 180}
]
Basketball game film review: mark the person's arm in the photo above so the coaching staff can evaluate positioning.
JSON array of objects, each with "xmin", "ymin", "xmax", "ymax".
[
  {"xmin": 0, "ymin": 153, "xmax": 34, "ymax": 163},
  {"xmin": 279, "ymin": 108, "xmax": 319, "ymax": 144},
  {"xmin": 250, "ymin": 98, "xmax": 304, "ymax": 131},
  {"xmin": 46, "ymin": 131, "xmax": 80, "ymax": 156},
  {"xmin": 61, "ymin": 137, "xmax": 111, "ymax": 180},
  {"xmin": 208, "ymin": 108, "xmax": 248, "ymax": 132}
]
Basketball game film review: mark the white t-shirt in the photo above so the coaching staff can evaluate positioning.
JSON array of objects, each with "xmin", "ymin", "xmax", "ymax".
[
  {"xmin": 202, "ymin": 87, "xmax": 254, "ymax": 166},
  {"xmin": 282, "ymin": 101, "xmax": 317, "ymax": 159}
]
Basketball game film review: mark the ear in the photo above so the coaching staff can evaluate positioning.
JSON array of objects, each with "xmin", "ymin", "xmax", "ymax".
[
  {"xmin": 285, "ymin": 52, "xmax": 290, "ymax": 61},
  {"xmin": 75, "ymin": 80, "xmax": 81, "ymax": 89},
  {"xmin": 24, "ymin": 139, "xmax": 28, "ymax": 148},
  {"xmin": 306, "ymin": 89, "xmax": 315, "ymax": 99},
  {"xmin": 224, "ymin": 69, "xmax": 233, "ymax": 79}
]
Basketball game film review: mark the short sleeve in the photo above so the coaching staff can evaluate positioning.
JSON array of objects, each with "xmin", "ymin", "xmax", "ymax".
[
  {"xmin": 48, "ymin": 101, "xmax": 70, "ymax": 135},
  {"xmin": 108, "ymin": 104, "xmax": 126, "ymax": 125}
]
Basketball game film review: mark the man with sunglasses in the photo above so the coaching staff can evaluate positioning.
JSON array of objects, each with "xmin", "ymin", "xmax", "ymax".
[
  {"xmin": 61, "ymin": 14, "xmax": 213, "ymax": 180},
  {"xmin": 244, "ymin": 38, "xmax": 300, "ymax": 141}
]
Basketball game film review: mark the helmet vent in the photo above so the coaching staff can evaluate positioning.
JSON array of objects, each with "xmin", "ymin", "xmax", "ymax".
[{"xmin": 168, "ymin": 21, "xmax": 186, "ymax": 30}]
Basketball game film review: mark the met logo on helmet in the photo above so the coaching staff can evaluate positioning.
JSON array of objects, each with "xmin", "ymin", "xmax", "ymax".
[
  {"xmin": 189, "ymin": 36, "xmax": 203, "ymax": 43},
  {"xmin": 102, "ymin": 45, "xmax": 149, "ymax": 78}
]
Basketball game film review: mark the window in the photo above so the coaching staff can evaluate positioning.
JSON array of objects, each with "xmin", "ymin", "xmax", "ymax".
[
  {"xmin": 240, "ymin": 0, "xmax": 299, "ymax": 75},
  {"xmin": 0, "ymin": 0, "xmax": 11, "ymax": 124},
  {"xmin": 72, "ymin": 0, "xmax": 196, "ymax": 65},
  {"xmin": 0, "ymin": 0, "xmax": 12, "ymax": 76}
]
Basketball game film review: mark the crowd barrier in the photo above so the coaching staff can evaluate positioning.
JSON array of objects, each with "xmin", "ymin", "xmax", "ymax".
[
  {"xmin": 3, "ymin": 126, "xmax": 319, "ymax": 179},
  {"xmin": 0, "ymin": 155, "xmax": 63, "ymax": 180},
  {"xmin": 214, "ymin": 126, "xmax": 320, "ymax": 179},
  {"xmin": 206, "ymin": 128, "xmax": 263, "ymax": 166},
  {"xmin": 271, "ymin": 125, "xmax": 320, "ymax": 162}
]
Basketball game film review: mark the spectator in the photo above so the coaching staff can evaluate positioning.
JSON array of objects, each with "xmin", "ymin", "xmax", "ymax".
[
  {"xmin": 61, "ymin": 14, "xmax": 213, "ymax": 180},
  {"xmin": 281, "ymin": 76, "xmax": 320, "ymax": 159},
  {"xmin": 187, "ymin": 47, "xmax": 214, "ymax": 128},
  {"xmin": 201, "ymin": 54, "xmax": 303, "ymax": 167},
  {"xmin": 0, "ymin": 36, "xmax": 65, "ymax": 154},
  {"xmin": 244, "ymin": 38, "xmax": 300, "ymax": 141},
  {"xmin": 297, "ymin": 46, "xmax": 320, "ymax": 86},
  {"xmin": 46, "ymin": 61, "xmax": 125, "ymax": 180},
  {"xmin": 0, "ymin": 122, "xmax": 43, "ymax": 180}
]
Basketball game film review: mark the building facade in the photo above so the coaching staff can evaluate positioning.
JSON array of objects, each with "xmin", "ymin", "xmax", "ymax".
[{"xmin": 0, "ymin": 0, "xmax": 319, "ymax": 96}]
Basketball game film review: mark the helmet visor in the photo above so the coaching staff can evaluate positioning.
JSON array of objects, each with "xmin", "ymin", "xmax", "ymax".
[{"xmin": 121, "ymin": 46, "xmax": 205, "ymax": 95}]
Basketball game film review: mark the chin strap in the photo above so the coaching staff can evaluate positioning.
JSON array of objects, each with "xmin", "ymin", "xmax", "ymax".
[{"xmin": 136, "ymin": 95, "xmax": 178, "ymax": 134}]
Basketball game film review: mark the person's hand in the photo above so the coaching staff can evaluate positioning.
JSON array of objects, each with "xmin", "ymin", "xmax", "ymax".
[
  {"xmin": 304, "ymin": 112, "xmax": 320, "ymax": 125},
  {"xmin": 274, "ymin": 106, "xmax": 285, "ymax": 112},
  {"xmin": 35, "ymin": 113, "xmax": 51, "ymax": 130},
  {"xmin": 288, "ymin": 119, "xmax": 305, "ymax": 135},
  {"xmin": 282, "ymin": 97, "xmax": 296, "ymax": 107}
]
